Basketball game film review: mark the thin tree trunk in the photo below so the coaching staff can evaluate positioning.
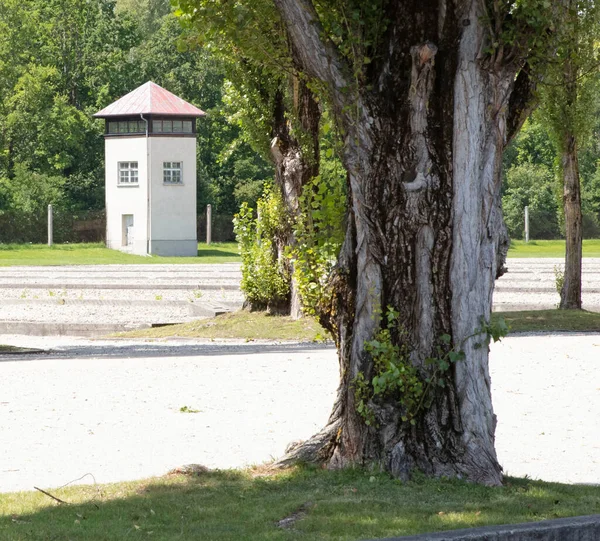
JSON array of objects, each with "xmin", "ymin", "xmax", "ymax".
[
  {"xmin": 560, "ymin": 134, "xmax": 583, "ymax": 309},
  {"xmin": 558, "ymin": 28, "xmax": 583, "ymax": 311},
  {"xmin": 270, "ymin": 81, "xmax": 320, "ymax": 319},
  {"xmin": 274, "ymin": 0, "xmax": 538, "ymax": 485}
]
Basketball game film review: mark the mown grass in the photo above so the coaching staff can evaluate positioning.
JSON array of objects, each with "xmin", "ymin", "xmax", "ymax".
[
  {"xmin": 1, "ymin": 239, "xmax": 599, "ymax": 265},
  {"xmin": 0, "ymin": 242, "xmax": 240, "ymax": 266},
  {"xmin": 0, "ymin": 345, "xmax": 35, "ymax": 354},
  {"xmin": 119, "ymin": 310, "xmax": 328, "ymax": 341},
  {"xmin": 508, "ymin": 239, "xmax": 600, "ymax": 257},
  {"xmin": 493, "ymin": 309, "xmax": 600, "ymax": 333},
  {"xmin": 118, "ymin": 308, "xmax": 600, "ymax": 342},
  {"xmin": 1, "ymin": 467, "xmax": 599, "ymax": 541}
]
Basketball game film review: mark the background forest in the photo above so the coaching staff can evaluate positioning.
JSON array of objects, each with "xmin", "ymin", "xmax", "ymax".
[{"xmin": 1, "ymin": 0, "xmax": 600, "ymax": 243}]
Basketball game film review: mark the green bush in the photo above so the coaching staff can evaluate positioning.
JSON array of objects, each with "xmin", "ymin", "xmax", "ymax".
[{"xmin": 233, "ymin": 186, "xmax": 290, "ymax": 310}]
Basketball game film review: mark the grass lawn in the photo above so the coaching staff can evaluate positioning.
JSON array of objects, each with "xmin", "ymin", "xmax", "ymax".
[
  {"xmin": 117, "ymin": 308, "xmax": 600, "ymax": 342},
  {"xmin": 1, "ymin": 468, "xmax": 598, "ymax": 541},
  {"xmin": 508, "ymin": 239, "xmax": 600, "ymax": 257},
  {"xmin": 2, "ymin": 239, "xmax": 600, "ymax": 264},
  {"xmin": 493, "ymin": 309, "xmax": 600, "ymax": 333},
  {"xmin": 119, "ymin": 310, "xmax": 328, "ymax": 341},
  {"xmin": 0, "ymin": 242, "xmax": 240, "ymax": 266},
  {"xmin": 0, "ymin": 345, "xmax": 41, "ymax": 354}
]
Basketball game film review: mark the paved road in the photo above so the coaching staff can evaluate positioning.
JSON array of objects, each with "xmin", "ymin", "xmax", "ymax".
[{"xmin": 0, "ymin": 335, "xmax": 598, "ymax": 492}]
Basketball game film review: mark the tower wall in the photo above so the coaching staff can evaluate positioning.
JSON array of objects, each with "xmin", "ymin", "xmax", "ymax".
[
  {"xmin": 148, "ymin": 136, "xmax": 197, "ymax": 256},
  {"xmin": 104, "ymin": 136, "xmax": 149, "ymax": 256}
]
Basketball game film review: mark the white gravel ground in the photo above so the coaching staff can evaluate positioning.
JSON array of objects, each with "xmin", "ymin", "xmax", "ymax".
[
  {"xmin": 2, "ymin": 258, "xmax": 600, "ymax": 326},
  {"xmin": 0, "ymin": 334, "xmax": 598, "ymax": 493},
  {"xmin": 0, "ymin": 264, "xmax": 244, "ymax": 325}
]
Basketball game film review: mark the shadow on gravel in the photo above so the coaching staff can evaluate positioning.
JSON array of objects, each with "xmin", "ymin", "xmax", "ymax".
[{"xmin": 0, "ymin": 341, "xmax": 335, "ymax": 363}]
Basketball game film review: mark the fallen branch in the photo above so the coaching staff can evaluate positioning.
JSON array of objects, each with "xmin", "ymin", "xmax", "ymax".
[{"xmin": 34, "ymin": 486, "xmax": 69, "ymax": 505}]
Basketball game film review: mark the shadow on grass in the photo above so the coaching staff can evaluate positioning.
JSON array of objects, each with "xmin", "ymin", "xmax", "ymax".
[{"xmin": 2, "ymin": 468, "xmax": 599, "ymax": 541}]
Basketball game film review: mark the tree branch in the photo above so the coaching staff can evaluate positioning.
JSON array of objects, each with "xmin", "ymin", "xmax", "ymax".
[
  {"xmin": 505, "ymin": 63, "xmax": 537, "ymax": 146},
  {"xmin": 272, "ymin": 0, "xmax": 352, "ymax": 114}
]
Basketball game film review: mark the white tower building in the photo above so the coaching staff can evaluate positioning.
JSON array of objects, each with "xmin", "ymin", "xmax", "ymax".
[{"xmin": 94, "ymin": 81, "xmax": 205, "ymax": 256}]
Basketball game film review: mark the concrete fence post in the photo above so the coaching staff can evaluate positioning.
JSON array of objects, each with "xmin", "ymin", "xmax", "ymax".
[
  {"xmin": 206, "ymin": 204, "xmax": 212, "ymax": 245},
  {"xmin": 524, "ymin": 205, "xmax": 529, "ymax": 243},
  {"xmin": 48, "ymin": 204, "xmax": 53, "ymax": 247}
]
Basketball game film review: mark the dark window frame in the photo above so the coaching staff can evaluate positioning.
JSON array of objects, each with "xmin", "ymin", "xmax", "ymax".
[{"xmin": 104, "ymin": 115, "xmax": 197, "ymax": 137}]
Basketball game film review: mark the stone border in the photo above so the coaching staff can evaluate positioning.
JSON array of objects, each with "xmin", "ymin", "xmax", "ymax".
[
  {"xmin": 0, "ymin": 321, "xmax": 150, "ymax": 337},
  {"xmin": 366, "ymin": 515, "xmax": 600, "ymax": 540}
]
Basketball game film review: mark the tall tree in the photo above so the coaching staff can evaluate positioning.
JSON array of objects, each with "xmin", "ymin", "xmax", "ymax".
[
  {"xmin": 256, "ymin": 0, "xmax": 557, "ymax": 485},
  {"xmin": 538, "ymin": 0, "xmax": 600, "ymax": 309}
]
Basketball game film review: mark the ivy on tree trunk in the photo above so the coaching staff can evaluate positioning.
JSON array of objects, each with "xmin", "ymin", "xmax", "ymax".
[{"xmin": 270, "ymin": 81, "xmax": 320, "ymax": 319}]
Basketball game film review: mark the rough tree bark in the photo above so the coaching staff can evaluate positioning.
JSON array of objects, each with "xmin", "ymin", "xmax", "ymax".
[
  {"xmin": 274, "ymin": 0, "xmax": 539, "ymax": 485},
  {"xmin": 559, "ymin": 49, "xmax": 583, "ymax": 310},
  {"xmin": 560, "ymin": 132, "xmax": 583, "ymax": 309},
  {"xmin": 270, "ymin": 80, "xmax": 320, "ymax": 318}
]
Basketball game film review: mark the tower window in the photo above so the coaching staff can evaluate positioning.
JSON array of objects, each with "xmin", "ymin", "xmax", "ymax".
[
  {"xmin": 163, "ymin": 162, "xmax": 182, "ymax": 184},
  {"xmin": 152, "ymin": 120, "xmax": 193, "ymax": 134},
  {"xmin": 118, "ymin": 162, "xmax": 139, "ymax": 184}
]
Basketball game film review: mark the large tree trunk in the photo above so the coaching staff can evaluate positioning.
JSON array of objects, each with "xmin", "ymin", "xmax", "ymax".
[
  {"xmin": 560, "ymin": 133, "xmax": 583, "ymax": 309},
  {"xmin": 270, "ymin": 82, "xmax": 320, "ymax": 318},
  {"xmin": 275, "ymin": 0, "xmax": 537, "ymax": 485}
]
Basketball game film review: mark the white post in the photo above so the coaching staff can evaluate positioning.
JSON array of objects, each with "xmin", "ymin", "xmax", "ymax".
[
  {"xmin": 47, "ymin": 204, "xmax": 53, "ymax": 246},
  {"xmin": 524, "ymin": 205, "xmax": 529, "ymax": 243},
  {"xmin": 206, "ymin": 204, "xmax": 212, "ymax": 245}
]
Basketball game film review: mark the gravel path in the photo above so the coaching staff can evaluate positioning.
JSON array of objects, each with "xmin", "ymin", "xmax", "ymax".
[
  {"xmin": 0, "ymin": 335, "xmax": 598, "ymax": 492},
  {"xmin": 0, "ymin": 264, "xmax": 244, "ymax": 326},
  {"xmin": 2, "ymin": 258, "xmax": 600, "ymax": 328},
  {"xmin": 494, "ymin": 258, "xmax": 600, "ymax": 310}
]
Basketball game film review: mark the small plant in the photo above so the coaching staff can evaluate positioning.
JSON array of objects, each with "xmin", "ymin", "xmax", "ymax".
[
  {"xmin": 179, "ymin": 406, "xmax": 200, "ymax": 413},
  {"xmin": 155, "ymin": 294, "xmax": 163, "ymax": 301},
  {"xmin": 19, "ymin": 289, "xmax": 28, "ymax": 299},
  {"xmin": 188, "ymin": 289, "xmax": 203, "ymax": 302},
  {"xmin": 554, "ymin": 265, "xmax": 565, "ymax": 295},
  {"xmin": 48, "ymin": 290, "xmax": 55, "ymax": 297}
]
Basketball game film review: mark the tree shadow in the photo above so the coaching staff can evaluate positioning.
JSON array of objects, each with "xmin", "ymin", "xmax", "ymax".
[{"xmin": 0, "ymin": 341, "xmax": 335, "ymax": 363}]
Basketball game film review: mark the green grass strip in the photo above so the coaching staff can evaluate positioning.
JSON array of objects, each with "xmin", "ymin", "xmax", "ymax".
[
  {"xmin": 1, "ymin": 468, "xmax": 599, "ymax": 540},
  {"xmin": 493, "ymin": 309, "xmax": 600, "ymax": 333},
  {"xmin": 119, "ymin": 309, "xmax": 600, "ymax": 342},
  {"xmin": 0, "ymin": 243, "xmax": 240, "ymax": 266},
  {"xmin": 507, "ymin": 239, "xmax": 600, "ymax": 258},
  {"xmin": 118, "ymin": 311, "xmax": 328, "ymax": 341}
]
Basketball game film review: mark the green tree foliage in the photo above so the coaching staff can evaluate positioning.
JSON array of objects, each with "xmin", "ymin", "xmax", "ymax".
[
  {"xmin": 0, "ymin": 0, "xmax": 140, "ymax": 214},
  {"xmin": 116, "ymin": 0, "xmax": 171, "ymax": 37},
  {"xmin": 503, "ymin": 115, "xmax": 600, "ymax": 239},
  {"xmin": 502, "ymin": 163, "xmax": 560, "ymax": 239}
]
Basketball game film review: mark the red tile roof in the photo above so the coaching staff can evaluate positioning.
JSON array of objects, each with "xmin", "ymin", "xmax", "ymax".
[{"xmin": 94, "ymin": 81, "xmax": 205, "ymax": 118}]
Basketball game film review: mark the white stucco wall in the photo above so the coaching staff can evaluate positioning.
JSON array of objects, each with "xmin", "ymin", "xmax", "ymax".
[
  {"xmin": 105, "ymin": 137, "xmax": 149, "ymax": 255},
  {"xmin": 148, "ymin": 136, "xmax": 197, "ymax": 256}
]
